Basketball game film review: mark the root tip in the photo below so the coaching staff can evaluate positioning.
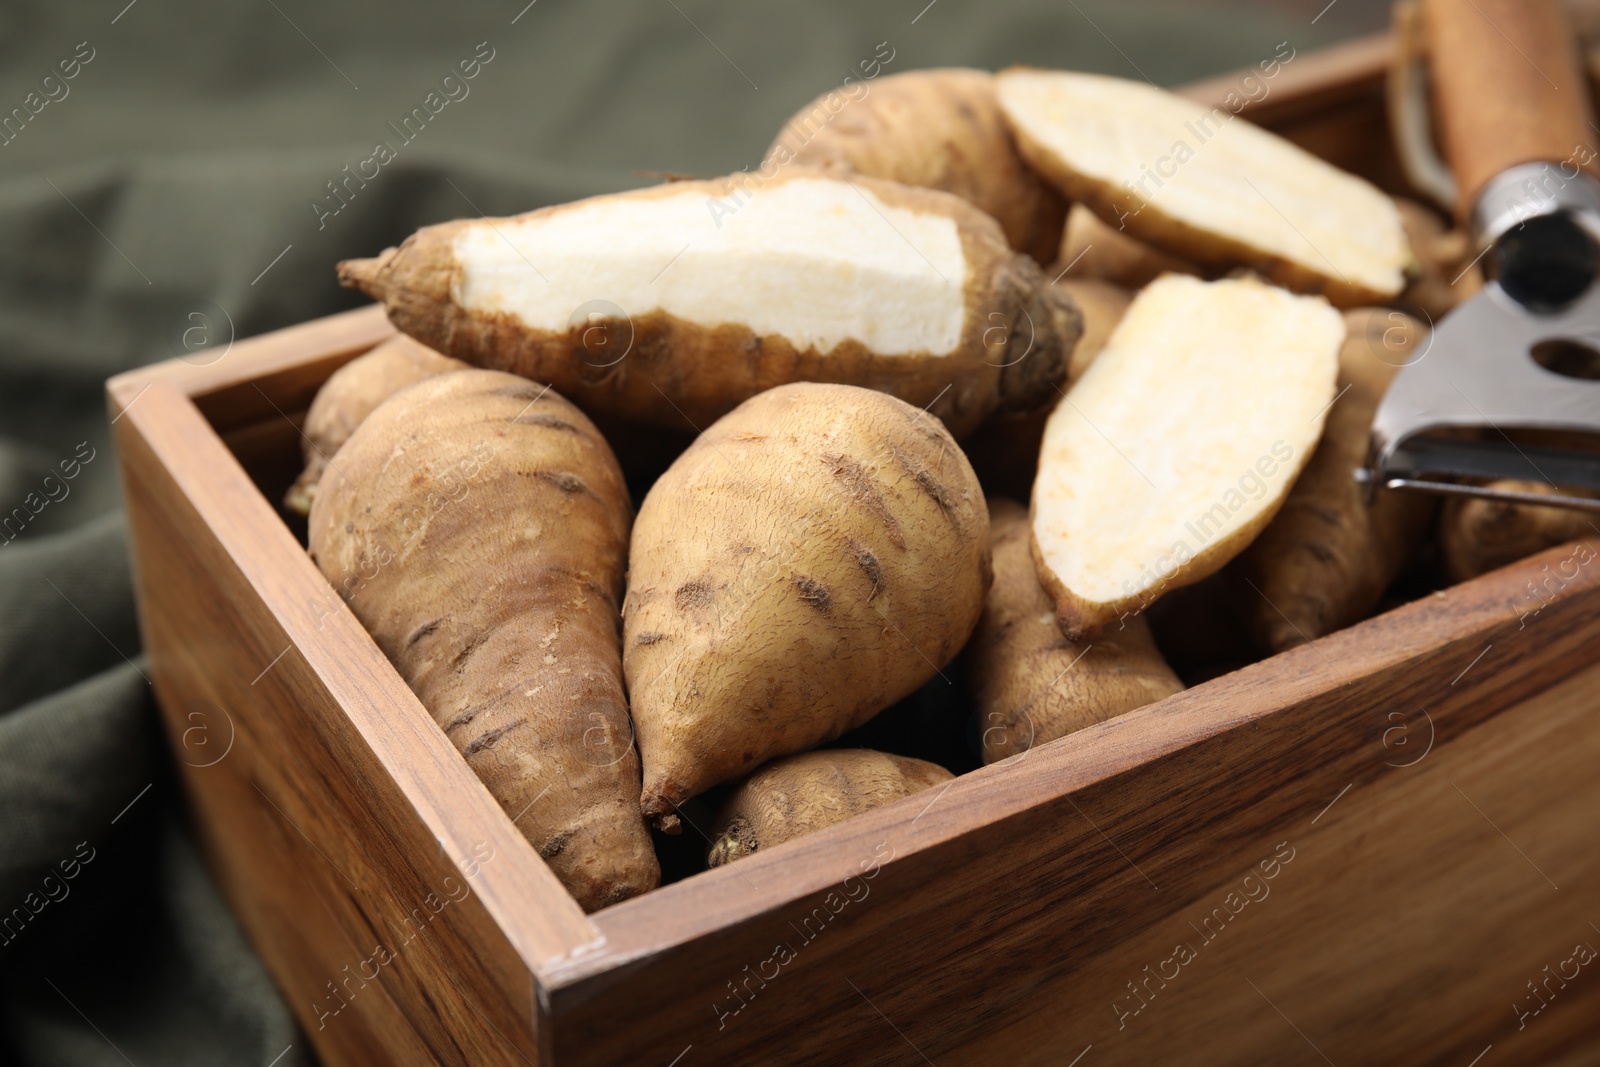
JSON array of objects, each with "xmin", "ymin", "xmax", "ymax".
[
  {"xmin": 336, "ymin": 247, "xmax": 398, "ymax": 296},
  {"xmin": 641, "ymin": 785, "xmax": 686, "ymax": 835}
]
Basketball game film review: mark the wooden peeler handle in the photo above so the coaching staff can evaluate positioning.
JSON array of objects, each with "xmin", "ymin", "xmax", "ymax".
[{"xmin": 1420, "ymin": 0, "xmax": 1596, "ymax": 220}]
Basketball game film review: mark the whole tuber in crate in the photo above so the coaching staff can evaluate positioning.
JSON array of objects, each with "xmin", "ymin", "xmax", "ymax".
[{"xmin": 109, "ymin": 32, "xmax": 1600, "ymax": 1067}]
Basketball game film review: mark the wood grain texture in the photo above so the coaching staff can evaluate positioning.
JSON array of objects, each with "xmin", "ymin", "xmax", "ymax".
[
  {"xmin": 1422, "ymin": 0, "xmax": 1596, "ymax": 213},
  {"xmin": 939, "ymin": 657, "xmax": 1600, "ymax": 1066},
  {"xmin": 106, "ymin": 34, "xmax": 1600, "ymax": 1067}
]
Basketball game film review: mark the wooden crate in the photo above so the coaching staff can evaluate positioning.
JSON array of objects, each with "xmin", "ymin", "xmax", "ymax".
[{"xmin": 107, "ymin": 32, "xmax": 1600, "ymax": 1066}]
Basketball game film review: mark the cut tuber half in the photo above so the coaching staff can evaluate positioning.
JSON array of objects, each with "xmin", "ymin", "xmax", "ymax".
[
  {"xmin": 1031, "ymin": 274, "xmax": 1343, "ymax": 639},
  {"xmin": 996, "ymin": 69, "xmax": 1411, "ymax": 307},
  {"xmin": 338, "ymin": 172, "xmax": 1080, "ymax": 439}
]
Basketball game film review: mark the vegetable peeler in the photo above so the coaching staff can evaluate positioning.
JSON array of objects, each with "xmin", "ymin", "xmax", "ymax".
[{"xmin": 1365, "ymin": 0, "xmax": 1600, "ymax": 513}]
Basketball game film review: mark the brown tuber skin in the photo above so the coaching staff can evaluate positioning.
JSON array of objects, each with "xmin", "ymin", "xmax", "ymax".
[
  {"xmin": 285, "ymin": 334, "xmax": 464, "ymax": 516},
  {"xmin": 767, "ymin": 68, "xmax": 1068, "ymax": 265},
  {"xmin": 1233, "ymin": 308, "xmax": 1437, "ymax": 652},
  {"xmin": 623, "ymin": 382, "xmax": 991, "ymax": 831},
  {"xmin": 308, "ymin": 369, "xmax": 658, "ymax": 911},
  {"xmin": 708, "ymin": 749, "xmax": 952, "ymax": 866},
  {"xmin": 1051, "ymin": 201, "xmax": 1473, "ymax": 318},
  {"xmin": 1441, "ymin": 481, "xmax": 1598, "ymax": 582},
  {"xmin": 966, "ymin": 500, "xmax": 1182, "ymax": 763}
]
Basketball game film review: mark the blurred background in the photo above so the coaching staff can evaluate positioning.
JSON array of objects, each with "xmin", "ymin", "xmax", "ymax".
[{"xmin": 0, "ymin": 1, "xmax": 1389, "ymax": 1063}]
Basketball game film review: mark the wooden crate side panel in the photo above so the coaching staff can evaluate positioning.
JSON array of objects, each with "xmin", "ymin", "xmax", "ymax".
[
  {"xmin": 111, "ymin": 384, "xmax": 592, "ymax": 1066},
  {"xmin": 940, "ymin": 659, "xmax": 1600, "ymax": 1067},
  {"xmin": 544, "ymin": 535, "xmax": 1600, "ymax": 1065}
]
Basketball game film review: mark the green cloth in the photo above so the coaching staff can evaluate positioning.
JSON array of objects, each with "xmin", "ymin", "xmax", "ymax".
[{"xmin": 0, "ymin": 1, "xmax": 1384, "ymax": 1061}]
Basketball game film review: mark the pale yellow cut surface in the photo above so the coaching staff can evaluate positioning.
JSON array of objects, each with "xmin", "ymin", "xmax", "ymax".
[
  {"xmin": 452, "ymin": 177, "xmax": 968, "ymax": 356},
  {"xmin": 1031, "ymin": 274, "xmax": 1343, "ymax": 637},
  {"xmin": 997, "ymin": 70, "xmax": 1409, "ymax": 304}
]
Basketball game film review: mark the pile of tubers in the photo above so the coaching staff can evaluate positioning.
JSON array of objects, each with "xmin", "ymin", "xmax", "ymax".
[{"xmin": 293, "ymin": 67, "xmax": 1576, "ymax": 911}]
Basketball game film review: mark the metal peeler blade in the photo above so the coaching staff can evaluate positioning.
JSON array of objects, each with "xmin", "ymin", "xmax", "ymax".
[{"xmin": 1365, "ymin": 165, "xmax": 1600, "ymax": 513}]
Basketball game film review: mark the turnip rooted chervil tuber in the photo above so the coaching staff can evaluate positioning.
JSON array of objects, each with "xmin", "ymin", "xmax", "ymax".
[
  {"xmin": 337, "ymin": 171, "xmax": 1080, "ymax": 439},
  {"xmin": 967, "ymin": 499, "xmax": 1182, "ymax": 763},
  {"xmin": 622, "ymin": 382, "xmax": 991, "ymax": 830},
  {"xmin": 1233, "ymin": 309, "xmax": 1436, "ymax": 651},
  {"xmin": 308, "ymin": 369, "xmax": 657, "ymax": 911},
  {"xmin": 767, "ymin": 68, "xmax": 1067, "ymax": 265},
  {"xmin": 708, "ymin": 749, "xmax": 953, "ymax": 866},
  {"xmin": 284, "ymin": 334, "xmax": 464, "ymax": 517}
]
